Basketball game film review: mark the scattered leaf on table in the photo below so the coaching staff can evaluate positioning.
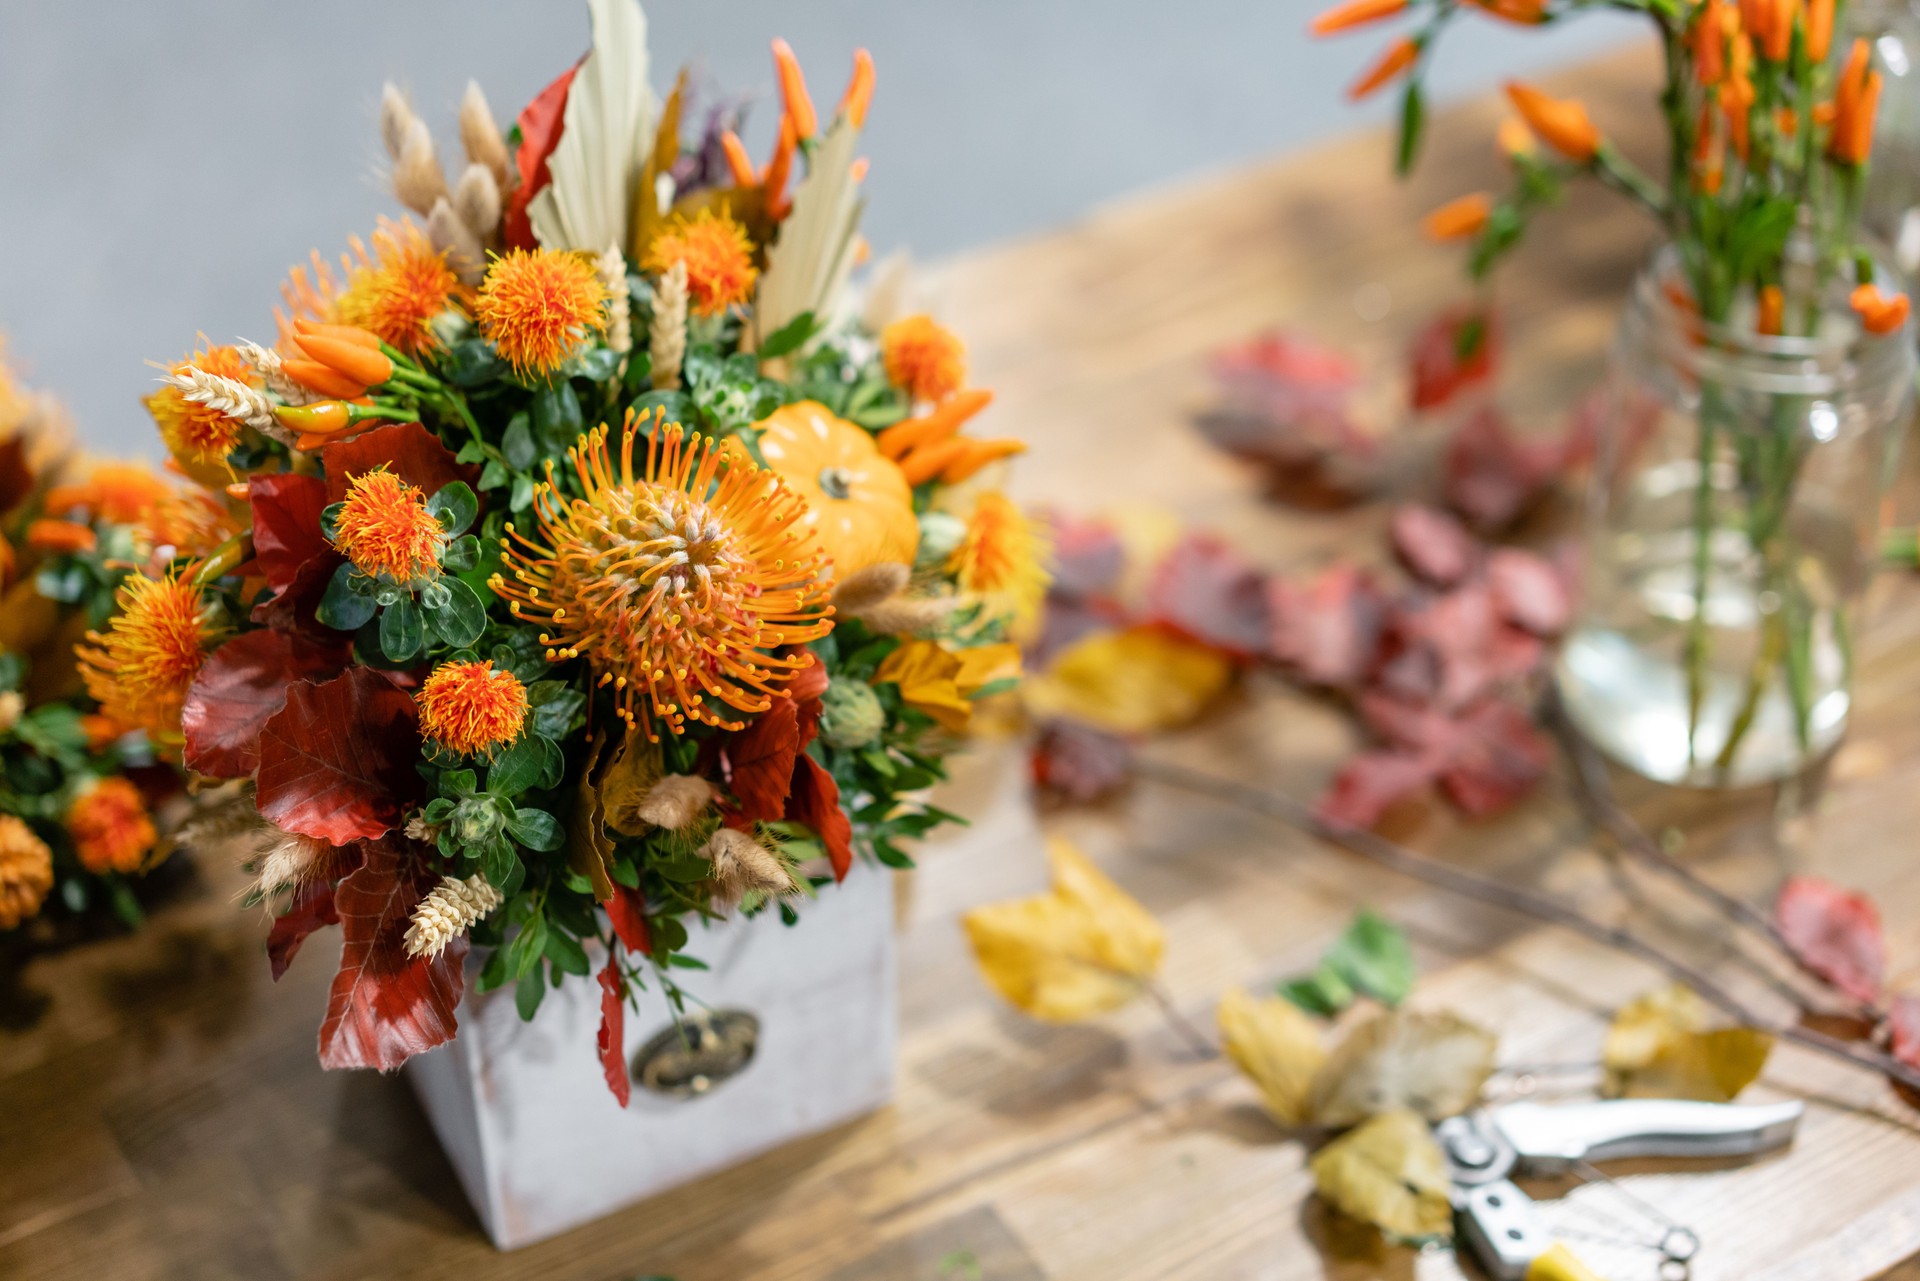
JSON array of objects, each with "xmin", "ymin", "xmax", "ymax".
[
  {"xmin": 1279, "ymin": 910, "xmax": 1417, "ymax": 1015},
  {"xmin": 1309, "ymin": 1108, "xmax": 1454, "ymax": 1241},
  {"xmin": 1199, "ymin": 331, "xmax": 1377, "ymax": 500},
  {"xmin": 1030, "ymin": 719, "xmax": 1136, "ymax": 802},
  {"xmin": 1441, "ymin": 405, "xmax": 1576, "ymax": 531},
  {"xmin": 1021, "ymin": 626, "xmax": 1233, "ymax": 735},
  {"xmin": 1486, "ymin": 547, "xmax": 1573, "ymax": 637},
  {"xmin": 1602, "ymin": 983, "xmax": 1772, "ymax": 1102},
  {"xmin": 1308, "ymin": 1008, "xmax": 1497, "ymax": 1126},
  {"xmin": 1280, "ymin": 961, "xmax": 1358, "ymax": 1018},
  {"xmin": 1409, "ymin": 305, "xmax": 1497, "ymax": 413},
  {"xmin": 962, "ymin": 835, "xmax": 1164, "ymax": 1022},
  {"xmin": 1218, "ymin": 986, "xmax": 1328, "ymax": 1126},
  {"xmin": 1357, "ymin": 693, "xmax": 1551, "ymax": 820},
  {"xmin": 1315, "ymin": 750, "xmax": 1436, "ymax": 831},
  {"xmin": 1390, "ymin": 504, "xmax": 1477, "ymax": 588},
  {"xmin": 1775, "ymin": 875, "xmax": 1884, "ymax": 1004},
  {"xmin": 1267, "ymin": 563, "xmax": 1387, "ymax": 690},
  {"xmin": 1045, "ymin": 510, "xmax": 1127, "ymax": 603},
  {"xmin": 1145, "ymin": 532, "xmax": 1271, "ymax": 658}
]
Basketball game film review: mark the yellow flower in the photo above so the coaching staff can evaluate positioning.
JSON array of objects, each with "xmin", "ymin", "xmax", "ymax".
[
  {"xmin": 872, "ymin": 638, "xmax": 1020, "ymax": 733},
  {"xmin": 279, "ymin": 217, "xmax": 470, "ymax": 357},
  {"xmin": 76, "ymin": 570, "xmax": 221, "ymax": 744},
  {"xmin": 491, "ymin": 416, "xmax": 833, "ymax": 739},
  {"xmin": 642, "ymin": 208, "xmax": 759, "ymax": 317},
  {"xmin": 417, "ymin": 660, "xmax": 529, "ymax": 756},
  {"xmin": 948, "ymin": 491, "xmax": 1052, "ymax": 628},
  {"xmin": 475, "ymin": 248, "xmax": 611, "ymax": 377},
  {"xmin": 0, "ymin": 815, "xmax": 52, "ymax": 929},
  {"xmin": 330, "ymin": 468, "xmax": 444, "ymax": 583},
  {"xmin": 66, "ymin": 777, "xmax": 157, "ymax": 875},
  {"xmin": 881, "ymin": 314, "xmax": 967, "ymax": 403},
  {"xmin": 147, "ymin": 344, "xmax": 254, "ymax": 466}
]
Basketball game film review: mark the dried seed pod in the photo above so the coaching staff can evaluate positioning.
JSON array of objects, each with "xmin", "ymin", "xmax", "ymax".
[
  {"xmin": 459, "ymin": 79, "xmax": 512, "ymax": 192},
  {"xmin": 453, "ymin": 162, "xmax": 502, "ymax": 244},
  {"xmin": 426, "ymin": 196, "xmax": 485, "ymax": 285},
  {"xmin": 393, "ymin": 117, "xmax": 449, "ymax": 217},
  {"xmin": 831, "ymin": 561, "xmax": 910, "ymax": 613},
  {"xmin": 404, "ymin": 874, "xmax": 505, "ymax": 959},
  {"xmin": 631, "ymin": 775, "xmax": 714, "ymax": 830},
  {"xmin": 379, "ymin": 81, "xmax": 416, "ymax": 163},
  {"xmin": 705, "ymin": 828, "xmax": 794, "ymax": 912}
]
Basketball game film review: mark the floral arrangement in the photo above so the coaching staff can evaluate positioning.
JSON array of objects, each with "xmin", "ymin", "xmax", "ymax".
[
  {"xmin": 106, "ymin": 0, "xmax": 1044, "ymax": 1096},
  {"xmin": 0, "ymin": 346, "xmax": 187, "ymax": 938}
]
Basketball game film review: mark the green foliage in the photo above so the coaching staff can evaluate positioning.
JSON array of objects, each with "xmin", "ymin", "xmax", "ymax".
[{"xmin": 1278, "ymin": 910, "xmax": 1416, "ymax": 1016}]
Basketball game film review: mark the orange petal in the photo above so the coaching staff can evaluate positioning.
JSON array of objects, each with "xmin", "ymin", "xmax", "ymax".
[{"xmin": 1757, "ymin": 284, "xmax": 1784, "ymax": 335}]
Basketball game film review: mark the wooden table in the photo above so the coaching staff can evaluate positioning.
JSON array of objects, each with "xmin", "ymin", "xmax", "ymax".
[{"xmin": 8, "ymin": 45, "xmax": 1920, "ymax": 1281}]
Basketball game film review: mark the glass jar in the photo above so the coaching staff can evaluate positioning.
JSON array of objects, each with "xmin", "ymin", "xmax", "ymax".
[{"xmin": 1554, "ymin": 248, "xmax": 1915, "ymax": 787}]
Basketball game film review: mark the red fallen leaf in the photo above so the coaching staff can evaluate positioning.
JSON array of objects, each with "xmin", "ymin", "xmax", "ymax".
[
  {"xmin": 607, "ymin": 884, "xmax": 652, "ymax": 954},
  {"xmin": 248, "ymin": 473, "xmax": 330, "ymax": 591},
  {"xmin": 1268, "ymin": 563, "xmax": 1387, "ymax": 689},
  {"xmin": 1146, "ymin": 532, "xmax": 1271, "ymax": 658},
  {"xmin": 1031, "ymin": 719, "xmax": 1136, "ymax": 802},
  {"xmin": 318, "ymin": 836, "xmax": 465, "ymax": 1071},
  {"xmin": 1890, "ymin": 995, "xmax": 1920, "ymax": 1068},
  {"xmin": 1359, "ymin": 694, "xmax": 1551, "ymax": 819},
  {"xmin": 1200, "ymin": 332, "xmax": 1376, "ymax": 501},
  {"xmin": 1775, "ymin": 875, "xmax": 1884, "ymax": 1004},
  {"xmin": 1410, "ymin": 306, "xmax": 1498, "ymax": 412},
  {"xmin": 1317, "ymin": 750, "xmax": 1438, "ymax": 830},
  {"xmin": 502, "ymin": 60, "xmax": 582, "ymax": 251},
  {"xmin": 1044, "ymin": 510, "xmax": 1127, "ymax": 603},
  {"xmin": 1383, "ymin": 583, "xmax": 1502, "ymax": 711},
  {"xmin": 182, "ymin": 630, "xmax": 351, "ymax": 778},
  {"xmin": 1390, "ymin": 504, "xmax": 1478, "ymax": 588},
  {"xmin": 1442, "ymin": 406, "xmax": 1575, "ymax": 532},
  {"xmin": 322, "ymin": 422, "xmax": 481, "ymax": 505},
  {"xmin": 598, "ymin": 955, "xmax": 630, "ymax": 1106},
  {"xmin": 724, "ymin": 697, "xmax": 801, "ymax": 822},
  {"xmin": 268, "ymin": 875, "xmax": 340, "ymax": 981},
  {"xmin": 256, "ymin": 668, "xmax": 423, "ymax": 845},
  {"xmin": 1487, "ymin": 547, "xmax": 1573, "ymax": 637},
  {"xmin": 787, "ymin": 753, "xmax": 853, "ymax": 881}
]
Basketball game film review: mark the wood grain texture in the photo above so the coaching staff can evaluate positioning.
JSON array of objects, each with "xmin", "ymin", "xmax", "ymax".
[{"xmin": 7, "ymin": 44, "xmax": 1920, "ymax": 1281}]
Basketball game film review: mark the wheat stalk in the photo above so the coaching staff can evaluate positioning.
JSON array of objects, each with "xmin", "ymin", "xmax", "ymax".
[
  {"xmin": 236, "ymin": 339, "xmax": 311, "ymax": 405},
  {"xmin": 405, "ymin": 874, "xmax": 505, "ymax": 958},
  {"xmin": 648, "ymin": 259, "xmax": 688, "ymax": 389},
  {"xmin": 599, "ymin": 244, "xmax": 632, "ymax": 355},
  {"xmin": 160, "ymin": 366, "xmax": 275, "ymax": 430}
]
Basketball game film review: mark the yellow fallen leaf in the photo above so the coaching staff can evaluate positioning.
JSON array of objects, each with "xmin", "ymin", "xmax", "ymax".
[
  {"xmin": 1309, "ymin": 1108, "xmax": 1454, "ymax": 1242},
  {"xmin": 1218, "ymin": 986, "xmax": 1327, "ymax": 1126},
  {"xmin": 1021, "ymin": 626, "xmax": 1233, "ymax": 735},
  {"xmin": 1603, "ymin": 983, "xmax": 1772, "ymax": 1102},
  {"xmin": 1308, "ymin": 1008, "xmax": 1497, "ymax": 1127},
  {"xmin": 962, "ymin": 835, "xmax": 1164, "ymax": 1022},
  {"xmin": 875, "ymin": 639, "xmax": 1020, "ymax": 734}
]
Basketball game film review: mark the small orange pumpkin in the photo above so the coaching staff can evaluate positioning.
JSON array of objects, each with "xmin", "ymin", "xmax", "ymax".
[{"xmin": 751, "ymin": 401, "xmax": 918, "ymax": 580}]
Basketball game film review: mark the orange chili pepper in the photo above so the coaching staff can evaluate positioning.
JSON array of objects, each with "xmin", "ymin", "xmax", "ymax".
[
  {"xmin": 1497, "ymin": 116, "xmax": 1536, "ymax": 159},
  {"xmin": 897, "ymin": 437, "xmax": 970, "ymax": 487},
  {"xmin": 850, "ymin": 157, "xmax": 870, "ymax": 184},
  {"xmin": 26, "ymin": 519, "xmax": 96, "ymax": 553},
  {"xmin": 1349, "ymin": 37, "xmax": 1420, "ymax": 101},
  {"xmin": 1692, "ymin": 0, "xmax": 1727, "ymax": 85},
  {"xmin": 763, "ymin": 116, "xmax": 797, "ymax": 220},
  {"xmin": 293, "ymin": 319, "xmax": 382, "ymax": 350},
  {"xmin": 1758, "ymin": 285, "xmax": 1785, "ymax": 335},
  {"xmin": 292, "ymin": 331, "xmax": 394, "ymax": 388},
  {"xmin": 282, "ymin": 360, "xmax": 368, "ymax": 401},
  {"xmin": 1806, "ymin": 0, "xmax": 1835, "ymax": 61},
  {"xmin": 876, "ymin": 388, "xmax": 995, "ymax": 459},
  {"xmin": 1829, "ymin": 40, "xmax": 1881, "ymax": 165},
  {"xmin": 272, "ymin": 401, "xmax": 354, "ymax": 436},
  {"xmin": 719, "ymin": 130, "xmax": 756, "ymax": 187},
  {"xmin": 1505, "ymin": 82, "xmax": 1601, "ymax": 162},
  {"xmin": 1422, "ymin": 192, "xmax": 1492, "ymax": 241},
  {"xmin": 771, "ymin": 38, "xmax": 817, "ymax": 141},
  {"xmin": 1309, "ymin": 0, "xmax": 1406, "ymax": 35},
  {"xmin": 1464, "ymin": 0, "xmax": 1549, "ymax": 23},
  {"xmin": 939, "ymin": 438, "xmax": 1028, "ymax": 484},
  {"xmin": 839, "ymin": 48, "xmax": 875, "ymax": 129},
  {"xmin": 1852, "ymin": 283, "xmax": 1910, "ymax": 334}
]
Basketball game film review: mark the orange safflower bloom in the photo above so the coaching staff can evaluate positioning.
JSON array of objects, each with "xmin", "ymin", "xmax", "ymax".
[
  {"xmin": 763, "ymin": 117, "xmax": 798, "ymax": 220},
  {"xmin": 281, "ymin": 218, "xmax": 469, "ymax": 358},
  {"xmin": 26, "ymin": 519, "xmax": 96, "ymax": 553},
  {"xmin": 416, "ymin": 660, "xmax": 529, "ymax": 756},
  {"xmin": 1721, "ymin": 36, "xmax": 1757, "ymax": 158},
  {"xmin": 1349, "ymin": 37, "xmax": 1420, "ymax": 100},
  {"xmin": 67, "ymin": 778, "xmax": 156, "ymax": 875},
  {"xmin": 79, "ymin": 713, "xmax": 127, "ymax": 751},
  {"xmin": 1757, "ymin": 285, "xmax": 1785, "ymax": 335},
  {"xmin": 147, "ymin": 343, "xmax": 254, "ymax": 467},
  {"xmin": 1828, "ymin": 40, "xmax": 1882, "ymax": 165},
  {"xmin": 0, "ymin": 816, "xmax": 52, "ymax": 929},
  {"xmin": 641, "ymin": 209, "xmax": 759, "ymax": 317},
  {"xmin": 1851, "ymin": 283, "xmax": 1911, "ymax": 334},
  {"xmin": 330, "ymin": 468, "xmax": 445, "ymax": 583},
  {"xmin": 881, "ymin": 315, "xmax": 968, "ymax": 403},
  {"xmin": 1505, "ymin": 82, "xmax": 1601, "ymax": 161},
  {"xmin": 1806, "ymin": 0, "xmax": 1835, "ymax": 61},
  {"xmin": 46, "ymin": 463, "xmax": 172, "ymax": 526},
  {"xmin": 1423, "ymin": 192, "xmax": 1493, "ymax": 241},
  {"xmin": 77, "ymin": 570, "xmax": 220, "ymax": 744},
  {"xmin": 1310, "ymin": 0, "xmax": 1406, "ymax": 34},
  {"xmin": 490, "ymin": 416, "xmax": 833, "ymax": 740},
  {"xmin": 475, "ymin": 248, "xmax": 612, "ymax": 377},
  {"xmin": 949, "ymin": 491, "xmax": 1052, "ymax": 627}
]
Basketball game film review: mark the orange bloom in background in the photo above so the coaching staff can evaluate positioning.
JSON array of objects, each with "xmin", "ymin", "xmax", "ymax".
[
  {"xmin": 77, "ymin": 570, "xmax": 220, "ymax": 743},
  {"xmin": 948, "ymin": 491, "xmax": 1053, "ymax": 628},
  {"xmin": 1505, "ymin": 82, "xmax": 1601, "ymax": 161},
  {"xmin": 147, "ymin": 343, "xmax": 253, "ymax": 467},
  {"xmin": 1758, "ymin": 285, "xmax": 1785, "ymax": 335},
  {"xmin": 491, "ymin": 417, "xmax": 833, "ymax": 739},
  {"xmin": 25, "ymin": 519, "xmax": 96, "ymax": 554},
  {"xmin": 416, "ymin": 660, "xmax": 529, "ymax": 756},
  {"xmin": 67, "ymin": 777, "xmax": 157, "ymax": 875},
  {"xmin": 330, "ymin": 468, "xmax": 445, "ymax": 582},
  {"xmin": 137, "ymin": 486, "xmax": 238, "ymax": 563},
  {"xmin": 474, "ymin": 248, "xmax": 612, "ymax": 377},
  {"xmin": 79, "ymin": 713, "xmax": 127, "ymax": 751},
  {"xmin": 46, "ymin": 462, "xmax": 172, "ymax": 526},
  {"xmin": 1348, "ymin": 37, "xmax": 1420, "ymax": 100},
  {"xmin": 0, "ymin": 815, "xmax": 52, "ymax": 929},
  {"xmin": 641, "ymin": 209, "xmax": 759, "ymax": 317},
  {"xmin": 1828, "ymin": 40, "xmax": 1882, "ymax": 166},
  {"xmin": 281, "ymin": 218, "xmax": 468, "ymax": 357},
  {"xmin": 1310, "ymin": 0, "xmax": 1406, "ymax": 35},
  {"xmin": 1851, "ymin": 283, "xmax": 1911, "ymax": 334},
  {"xmin": 1423, "ymin": 192, "xmax": 1493, "ymax": 241},
  {"xmin": 881, "ymin": 315, "xmax": 968, "ymax": 403}
]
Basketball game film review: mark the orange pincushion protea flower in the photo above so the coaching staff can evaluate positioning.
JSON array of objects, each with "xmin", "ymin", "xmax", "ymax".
[
  {"xmin": 948, "ymin": 491, "xmax": 1052, "ymax": 626},
  {"xmin": 66, "ymin": 777, "xmax": 157, "ymax": 875},
  {"xmin": 280, "ymin": 218, "xmax": 469, "ymax": 357},
  {"xmin": 330, "ymin": 468, "xmax": 445, "ymax": 582},
  {"xmin": 77, "ymin": 570, "xmax": 221, "ymax": 743},
  {"xmin": 147, "ymin": 344, "xmax": 254, "ymax": 466},
  {"xmin": 491, "ymin": 416, "xmax": 833, "ymax": 739},
  {"xmin": 475, "ymin": 248, "xmax": 612, "ymax": 377},
  {"xmin": 0, "ymin": 815, "xmax": 52, "ymax": 929},
  {"xmin": 417, "ymin": 660, "xmax": 529, "ymax": 755},
  {"xmin": 643, "ymin": 209, "xmax": 759, "ymax": 317},
  {"xmin": 881, "ymin": 315, "xmax": 967, "ymax": 403}
]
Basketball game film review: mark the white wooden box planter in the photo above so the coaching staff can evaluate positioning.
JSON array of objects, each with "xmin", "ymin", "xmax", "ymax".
[{"xmin": 405, "ymin": 865, "xmax": 896, "ymax": 1249}]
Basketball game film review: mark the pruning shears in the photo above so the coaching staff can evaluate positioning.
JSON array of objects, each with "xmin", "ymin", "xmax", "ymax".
[{"xmin": 1438, "ymin": 1098, "xmax": 1803, "ymax": 1280}]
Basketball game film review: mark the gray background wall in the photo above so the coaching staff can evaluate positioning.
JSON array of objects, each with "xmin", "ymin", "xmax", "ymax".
[{"xmin": 0, "ymin": 2, "xmax": 1634, "ymax": 454}]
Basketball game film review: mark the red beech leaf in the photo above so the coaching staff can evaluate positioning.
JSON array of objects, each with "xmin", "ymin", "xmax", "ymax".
[
  {"xmin": 1890, "ymin": 995, "xmax": 1920, "ymax": 1069},
  {"xmin": 1390, "ymin": 504, "xmax": 1478, "ymax": 588},
  {"xmin": 502, "ymin": 61, "xmax": 581, "ymax": 251},
  {"xmin": 1200, "ymin": 332, "xmax": 1377, "ymax": 502},
  {"xmin": 1410, "ymin": 306, "xmax": 1498, "ymax": 412},
  {"xmin": 1045, "ymin": 510, "xmax": 1127, "ymax": 603},
  {"xmin": 1385, "ymin": 583, "xmax": 1504, "ymax": 711},
  {"xmin": 0, "ymin": 437, "xmax": 32, "ymax": 515},
  {"xmin": 322, "ymin": 422, "xmax": 480, "ymax": 505},
  {"xmin": 1032, "ymin": 719, "xmax": 1136, "ymax": 802},
  {"xmin": 598, "ymin": 955, "xmax": 630, "ymax": 1106},
  {"xmin": 248, "ymin": 473, "xmax": 331, "ymax": 591},
  {"xmin": 317, "ymin": 837, "xmax": 464, "ymax": 1071},
  {"xmin": 607, "ymin": 884, "xmax": 652, "ymax": 955},
  {"xmin": 1267, "ymin": 563, "xmax": 1386, "ymax": 689},
  {"xmin": 256, "ymin": 668, "xmax": 423, "ymax": 845},
  {"xmin": 788, "ymin": 754, "xmax": 853, "ymax": 881},
  {"xmin": 1146, "ymin": 532, "xmax": 1271, "ymax": 659},
  {"xmin": 1487, "ymin": 548, "xmax": 1573, "ymax": 637},
  {"xmin": 1441, "ymin": 406, "xmax": 1578, "ymax": 532},
  {"xmin": 268, "ymin": 876, "xmax": 339, "ymax": 982},
  {"xmin": 788, "ymin": 655, "xmax": 829, "ymax": 703},
  {"xmin": 1775, "ymin": 875, "xmax": 1884, "ymax": 1003},
  {"xmin": 253, "ymin": 547, "xmax": 347, "ymax": 642},
  {"xmin": 183, "ymin": 630, "xmax": 350, "ymax": 778},
  {"xmin": 1433, "ymin": 701, "xmax": 1552, "ymax": 817},
  {"xmin": 1317, "ymin": 751, "xmax": 1438, "ymax": 830},
  {"xmin": 725, "ymin": 697, "xmax": 801, "ymax": 822}
]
